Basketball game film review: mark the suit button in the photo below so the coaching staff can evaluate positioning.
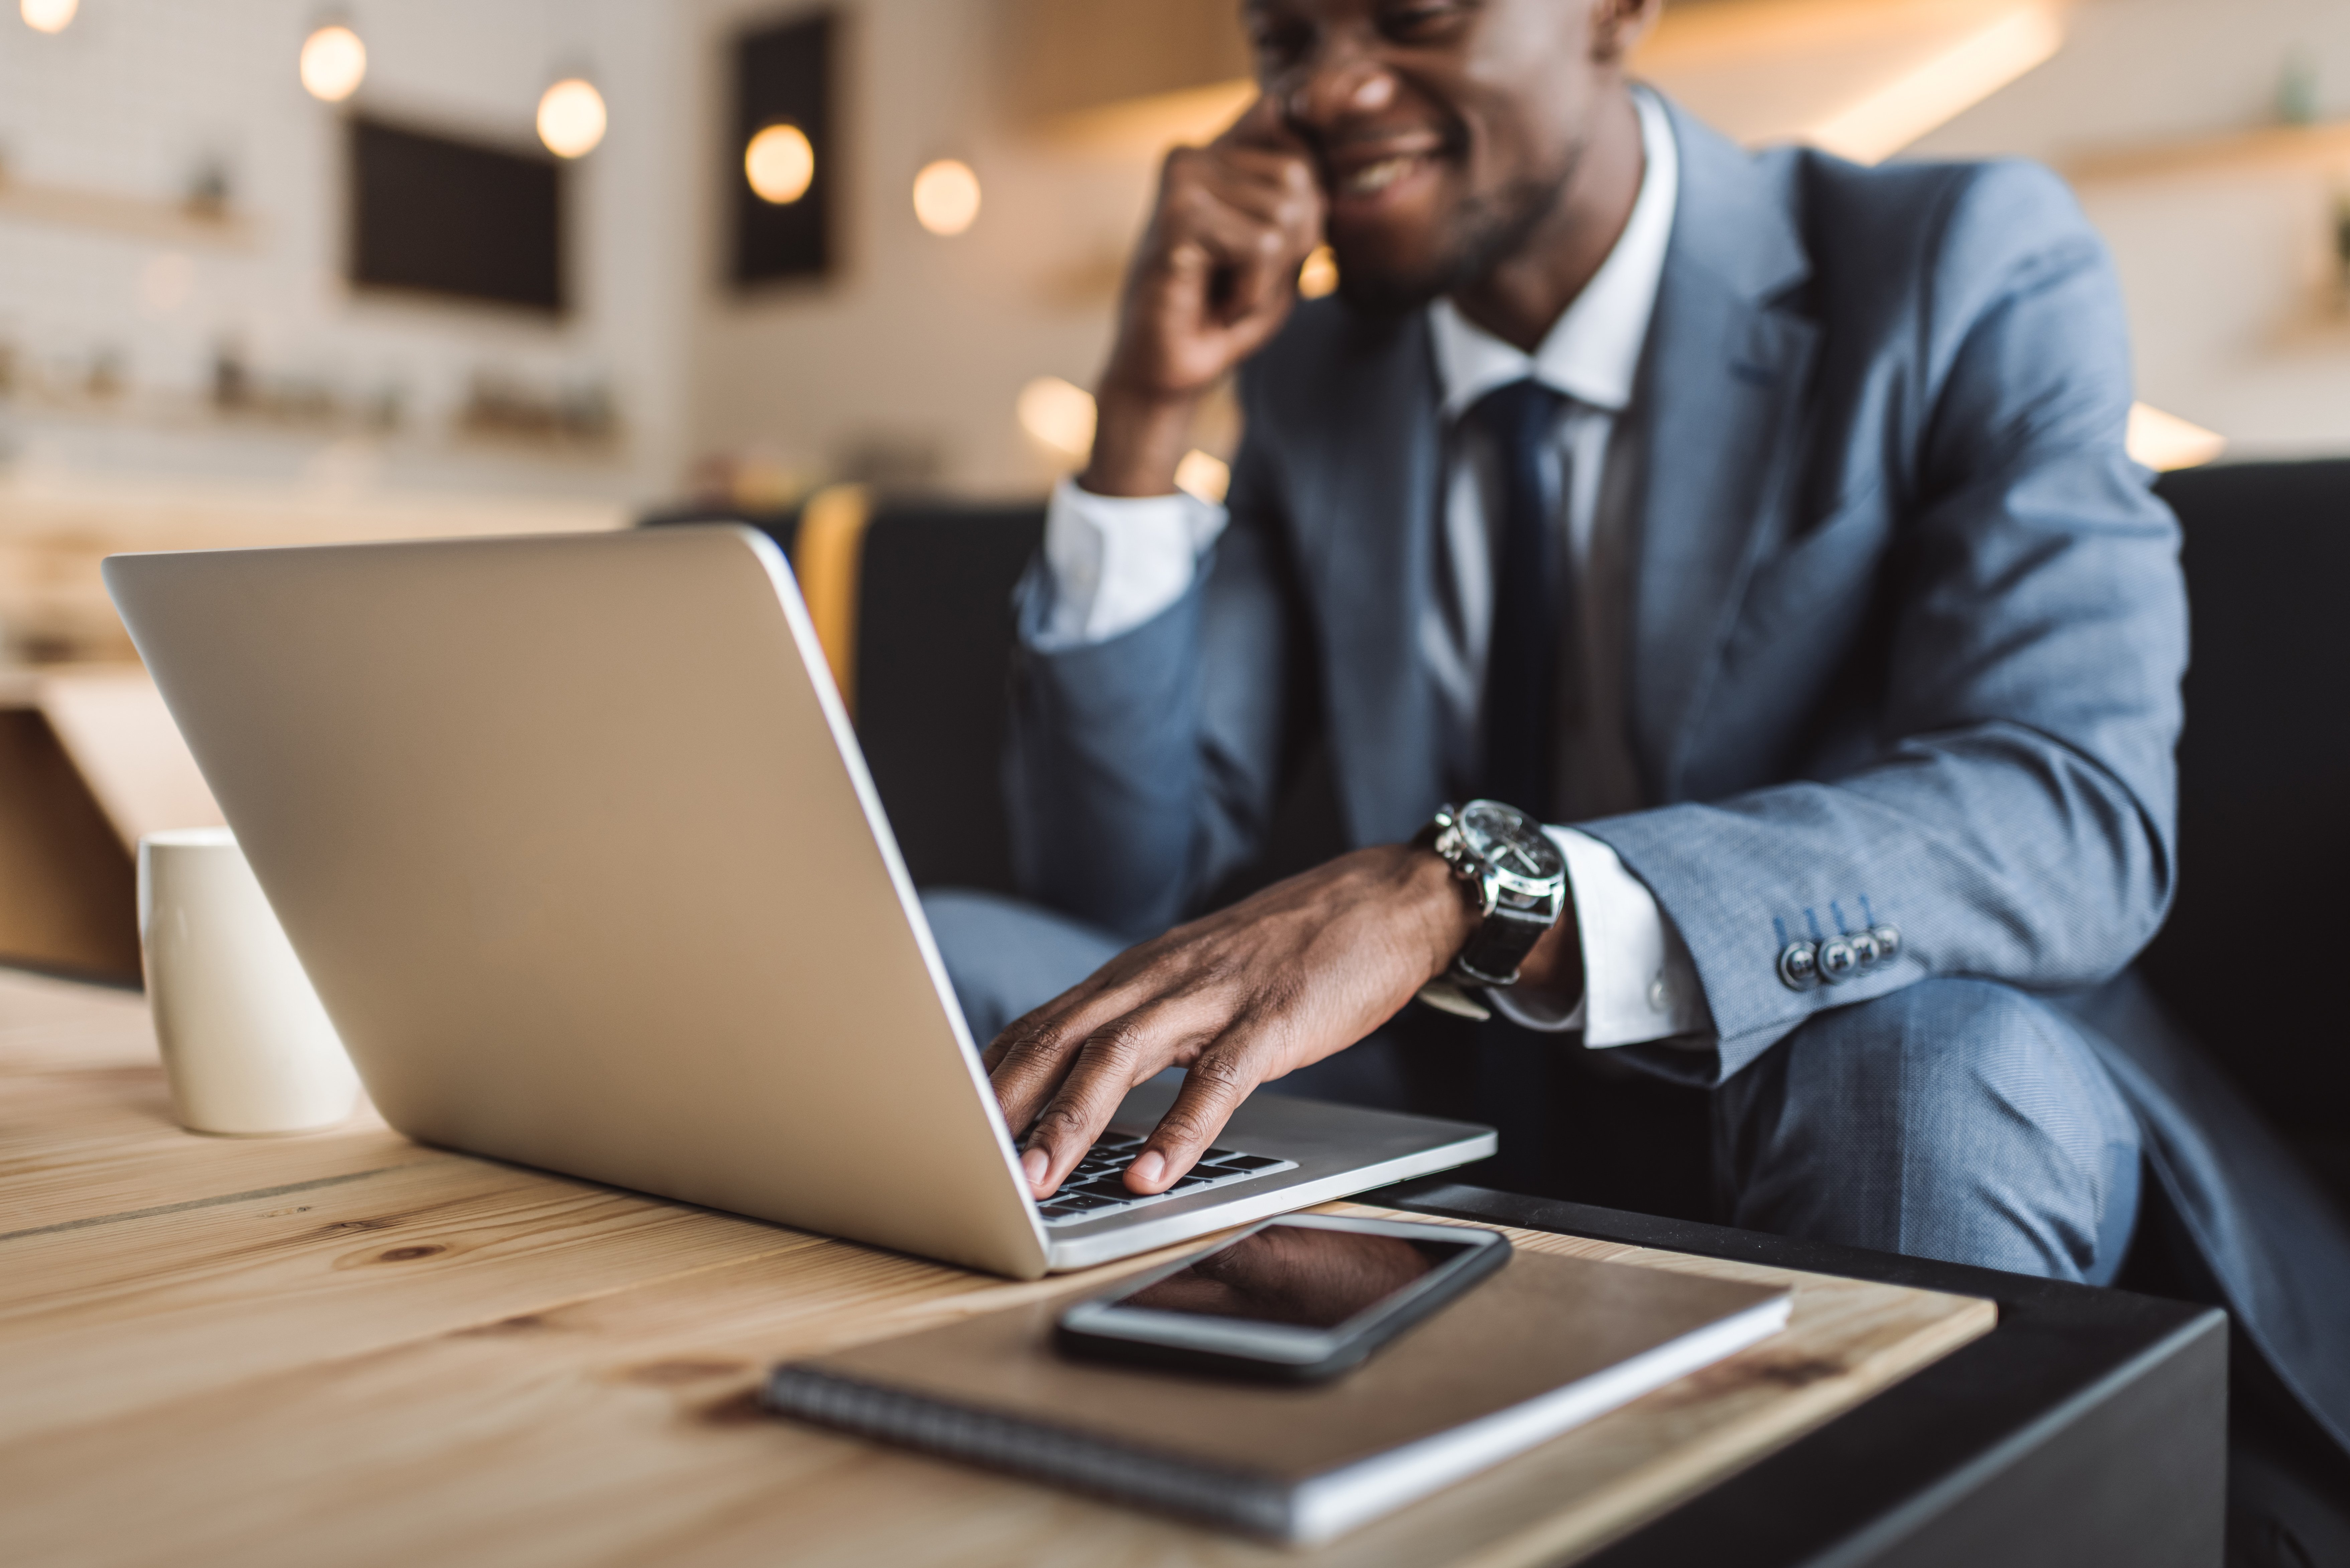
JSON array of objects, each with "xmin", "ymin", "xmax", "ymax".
[
  {"xmin": 1848, "ymin": 930, "xmax": 1881, "ymax": 968},
  {"xmin": 1818, "ymin": 938, "xmax": 1859, "ymax": 983},
  {"xmin": 1778, "ymin": 941, "xmax": 1820, "ymax": 991},
  {"xmin": 1871, "ymin": 924, "xmax": 1901, "ymax": 963}
]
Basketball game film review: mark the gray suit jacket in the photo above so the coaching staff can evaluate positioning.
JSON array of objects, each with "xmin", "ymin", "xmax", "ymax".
[{"xmin": 1006, "ymin": 100, "xmax": 2350, "ymax": 1454}]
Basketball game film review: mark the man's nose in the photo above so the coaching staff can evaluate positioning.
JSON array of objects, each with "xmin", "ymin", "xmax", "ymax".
[{"xmin": 1279, "ymin": 40, "xmax": 1399, "ymax": 133}]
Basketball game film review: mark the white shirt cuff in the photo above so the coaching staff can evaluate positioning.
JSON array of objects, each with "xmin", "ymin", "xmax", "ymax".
[
  {"xmin": 1489, "ymin": 826, "xmax": 1712, "ymax": 1046},
  {"xmin": 1031, "ymin": 476, "xmax": 1229, "ymax": 649}
]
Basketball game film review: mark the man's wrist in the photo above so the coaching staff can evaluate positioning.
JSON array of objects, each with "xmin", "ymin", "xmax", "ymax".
[
  {"xmin": 1516, "ymin": 893, "xmax": 1582, "ymax": 999},
  {"xmin": 1400, "ymin": 842, "xmax": 1482, "ymax": 985},
  {"xmin": 1079, "ymin": 382, "xmax": 1202, "ymax": 498}
]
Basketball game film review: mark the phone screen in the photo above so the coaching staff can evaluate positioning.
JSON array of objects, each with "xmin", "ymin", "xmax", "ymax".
[{"xmin": 1107, "ymin": 1222, "xmax": 1485, "ymax": 1330}]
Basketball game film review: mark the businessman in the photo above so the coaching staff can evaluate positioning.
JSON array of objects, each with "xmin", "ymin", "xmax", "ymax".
[{"xmin": 926, "ymin": 0, "xmax": 2348, "ymax": 1468}]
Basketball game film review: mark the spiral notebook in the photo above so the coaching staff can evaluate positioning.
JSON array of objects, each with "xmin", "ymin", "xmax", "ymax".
[{"xmin": 766, "ymin": 1240, "xmax": 1791, "ymax": 1543}]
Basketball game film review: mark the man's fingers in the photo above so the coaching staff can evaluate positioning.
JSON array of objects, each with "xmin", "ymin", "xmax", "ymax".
[
  {"xmin": 1215, "ymin": 92, "xmax": 1303, "ymax": 155},
  {"xmin": 1216, "ymin": 229, "xmax": 1304, "ymax": 333},
  {"xmin": 1128, "ymin": 1036, "xmax": 1266, "ymax": 1193},
  {"xmin": 1020, "ymin": 998, "xmax": 1214, "ymax": 1195},
  {"xmin": 985, "ymin": 957, "xmax": 1194, "ymax": 1135},
  {"xmin": 980, "ymin": 977, "xmax": 1096, "ymax": 1073}
]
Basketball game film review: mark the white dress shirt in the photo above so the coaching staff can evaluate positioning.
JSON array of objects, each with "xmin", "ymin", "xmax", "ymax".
[{"xmin": 1032, "ymin": 89, "xmax": 1710, "ymax": 1048}]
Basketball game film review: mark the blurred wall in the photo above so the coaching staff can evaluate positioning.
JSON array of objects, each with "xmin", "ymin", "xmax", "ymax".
[
  {"xmin": 1915, "ymin": 0, "xmax": 2350, "ymax": 459},
  {"xmin": 4, "ymin": 1, "xmax": 2344, "ymax": 518},
  {"xmin": 0, "ymin": 0, "xmax": 697, "ymax": 506},
  {"xmin": 687, "ymin": 0, "xmax": 1181, "ymax": 500}
]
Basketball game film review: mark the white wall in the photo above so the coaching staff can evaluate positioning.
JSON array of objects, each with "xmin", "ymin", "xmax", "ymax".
[
  {"xmin": 0, "ymin": 0, "xmax": 697, "ymax": 505},
  {"xmin": 4, "ymin": 0, "xmax": 2338, "ymax": 519},
  {"xmin": 1911, "ymin": 0, "xmax": 2350, "ymax": 458}
]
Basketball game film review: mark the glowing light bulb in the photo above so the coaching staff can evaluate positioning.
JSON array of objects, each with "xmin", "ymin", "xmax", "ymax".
[
  {"xmin": 20, "ymin": 0, "xmax": 77, "ymax": 33},
  {"xmin": 912, "ymin": 158, "xmax": 981, "ymax": 236},
  {"xmin": 1174, "ymin": 449, "xmax": 1230, "ymax": 503},
  {"xmin": 2126, "ymin": 403, "xmax": 2227, "ymax": 472},
  {"xmin": 1298, "ymin": 245, "xmax": 1339, "ymax": 299},
  {"xmin": 1017, "ymin": 376, "xmax": 1096, "ymax": 462},
  {"xmin": 744, "ymin": 124, "xmax": 815, "ymax": 205},
  {"xmin": 537, "ymin": 78, "xmax": 607, "ymax": 159},
  {"xmin": 299, "ymin": 25, "xmax": 367, "ymax": 103}
]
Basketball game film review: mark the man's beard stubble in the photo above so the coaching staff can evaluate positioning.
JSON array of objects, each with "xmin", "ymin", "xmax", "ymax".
[{"xmin": 1333, "ymin": 156, "xmax": 1584, "ymax": 320}]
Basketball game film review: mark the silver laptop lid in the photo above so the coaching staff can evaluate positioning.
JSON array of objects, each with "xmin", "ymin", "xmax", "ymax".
[{"xmin": 106, "ymin": 527, "xmax": 1052, "ymax": 1278}]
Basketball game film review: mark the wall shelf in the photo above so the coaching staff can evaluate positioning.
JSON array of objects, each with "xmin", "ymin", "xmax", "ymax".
[
  {"xmin": 0, "ymin": 177, "xmax": 258, "ymax": 252},
  {"xmin": 2068, "ymin": 120, "xmax": 2350, "ymax": 183}
]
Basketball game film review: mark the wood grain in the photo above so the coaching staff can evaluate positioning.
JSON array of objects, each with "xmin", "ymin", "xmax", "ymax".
[{"xmin": 0, "ymin": 969, "xmax": 1995, "ymax": 1568}]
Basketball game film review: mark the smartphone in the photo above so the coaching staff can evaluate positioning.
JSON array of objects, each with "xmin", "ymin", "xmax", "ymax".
[{"xmin": 1054, "ymin": 1214, "xmax": 1511, "ymax": 1383}]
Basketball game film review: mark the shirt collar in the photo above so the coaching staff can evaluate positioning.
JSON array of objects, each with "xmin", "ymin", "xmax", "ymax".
[{"xmin": 1429, "ymin": 86, "xmax": 1678, "ymax": 419}]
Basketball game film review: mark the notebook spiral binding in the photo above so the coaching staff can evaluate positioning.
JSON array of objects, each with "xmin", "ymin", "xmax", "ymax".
[{"xmin": 765, "ymin": 1364, "xmax": 1293, "ymax": 1538}]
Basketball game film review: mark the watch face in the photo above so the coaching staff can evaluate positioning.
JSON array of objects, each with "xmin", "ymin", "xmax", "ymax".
[{"xmin": 1457, "ymin": 800, "xmax": 1565, "ymax": 882}]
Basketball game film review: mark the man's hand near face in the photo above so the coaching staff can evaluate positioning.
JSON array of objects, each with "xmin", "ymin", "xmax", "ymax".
[{"xmin": 1082, "ymin": 95, "xmax": 1325, "ymax": 499}]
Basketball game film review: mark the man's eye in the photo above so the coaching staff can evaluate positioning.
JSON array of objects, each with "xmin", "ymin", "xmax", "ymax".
[
  {"xmin": 1250, "ymin": 19, "xmax": 1313, "ymax": 69},
  {"xmin": 1378, "ymin": 1, "xmax": 1466, "ymax": 42}
]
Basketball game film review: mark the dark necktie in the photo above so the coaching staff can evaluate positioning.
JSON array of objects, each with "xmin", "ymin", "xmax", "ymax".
[
  {"xmin": 1463, "ymin": 378, "xmax": 1568, "ymax": 1197},
  {"xmin": 1470, "ymin": 378, "xmax": 1569, "ymax": 817}
]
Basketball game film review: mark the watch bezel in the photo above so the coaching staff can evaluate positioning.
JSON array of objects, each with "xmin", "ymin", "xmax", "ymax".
[
  {"xmin": 1432, "ymin": 801, "xmax": 1565, "ymax": 917},
  {"xmin": 1426, "ymin": 800, "xmax": 1568, "ymax": 989}
]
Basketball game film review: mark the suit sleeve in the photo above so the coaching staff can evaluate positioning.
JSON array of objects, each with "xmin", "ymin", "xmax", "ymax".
[
  {"xmin": 1003, "ymin": 411, "xmax": 1301, "ymax": 942},
  {"xmin": 1584, "ymin": 163, "xmax": 2187, "ymax": 1083}
]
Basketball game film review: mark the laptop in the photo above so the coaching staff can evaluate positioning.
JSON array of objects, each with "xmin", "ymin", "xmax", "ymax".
[{"xmin": 104, "ymin": 526, "xmax": 1495, "ymax": 1278}]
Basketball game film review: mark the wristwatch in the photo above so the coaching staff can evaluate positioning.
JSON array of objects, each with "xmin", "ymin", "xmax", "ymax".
[{"xmin": 1420, "ymin": 800, "xmax": 1569, "ymax": 991}]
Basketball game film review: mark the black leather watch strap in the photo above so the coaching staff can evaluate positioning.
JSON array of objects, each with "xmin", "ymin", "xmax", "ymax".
[{"xmin": 1451, "ymin": 903, "xmax": 1552, "ymax": 988}]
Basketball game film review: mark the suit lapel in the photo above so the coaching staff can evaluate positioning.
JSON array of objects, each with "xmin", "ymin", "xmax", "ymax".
[
  {"xmin": 1630, "ymin": 101, "xmax": 1818, "ymax": 799},
  {"xmin": 1287, "ymin": 311, "xmax": 1447, "ymax": 846}
]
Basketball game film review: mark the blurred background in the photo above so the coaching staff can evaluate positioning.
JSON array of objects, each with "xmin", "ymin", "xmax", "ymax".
[
  {"xmin": 2, "ymin": 0, "xmax": 2347, "ymax": 646},
  {"xmin": 4, "ymin": 0, "xmax": 2350, "ymax": 974}
]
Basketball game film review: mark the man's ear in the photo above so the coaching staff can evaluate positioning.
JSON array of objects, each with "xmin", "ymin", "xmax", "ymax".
[{"xmin": 1592, "ymin": 0, "xmax": 1663, "ymax": 66}]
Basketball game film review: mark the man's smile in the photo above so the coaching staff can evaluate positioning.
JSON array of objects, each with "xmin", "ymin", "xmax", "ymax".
[{"xmin": 1317, "ymin": 128, "xmax": 1457, "ymax": 220}]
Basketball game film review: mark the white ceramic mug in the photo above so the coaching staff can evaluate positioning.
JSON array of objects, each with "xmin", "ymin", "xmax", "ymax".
[{"xmin": 138, "ymin": 828, "xmax": 360, "ymax": 1136}]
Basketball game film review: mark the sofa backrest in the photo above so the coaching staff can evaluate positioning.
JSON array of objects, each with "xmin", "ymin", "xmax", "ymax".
[
  {"xmin": 853, "ymin": 504, "xmax": 1043, "ymax": 894},
  {"xmin": 2142, "ymin": 459, "xmax": 2350, "ymax": 1152}
]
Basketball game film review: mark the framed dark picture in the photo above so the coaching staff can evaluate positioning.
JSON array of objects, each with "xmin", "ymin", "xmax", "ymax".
[
  {"xmin": 732, "ymin": 10, "xmax": 836, "ymax": 287},
  {"xmin": 348, "ymin": 117, "xmax": 565, "ymax": 314}
]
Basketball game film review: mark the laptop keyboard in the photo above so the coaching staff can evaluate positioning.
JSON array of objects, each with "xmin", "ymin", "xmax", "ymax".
[{"xmin": 1037, "ymin": 1131, "xmax": 1298, "ymax": 1225}]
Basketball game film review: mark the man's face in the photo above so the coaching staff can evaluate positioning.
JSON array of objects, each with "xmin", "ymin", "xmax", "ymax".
[{"xmin": 1244, "ymin": 0, "xmax": 1629, "ymax": 314}]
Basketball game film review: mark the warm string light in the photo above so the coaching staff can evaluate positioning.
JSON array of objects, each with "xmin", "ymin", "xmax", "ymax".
[
  {"xmin": 537, "ymin": 78, "xmax": 607, "ymax": 158},
  {"xmin": 1015, "ymin": 375, "xmax": 1225, "ymax": 496},
  {"xmin": 1018, "ymin": 376, "xmax": 1096, "ymax": 461},
  {"xmin": 2126, "ymin": 403, "xmax": 2227, "ymax": 472},
  {"xmin": 745, "ymin": 124, "xmax": 815, "ymax": 205},
  {"xmin": 912, "ymin": 158, "xmax": 981, "ymax": 236},
  {"xmin": 1174, "ymin": 449, "xmax": 1230, "ymax": 503},
  {"xmin": 19, "ymin": 0, "xmax": 77, "ymax": 33},
  {"xmin": 299, "ymin": 24, "xmax": 367, "ymax": 103},
  {"xmin": 1298, "ymin": 245, "xmax": 1339, "ymax": 299}
]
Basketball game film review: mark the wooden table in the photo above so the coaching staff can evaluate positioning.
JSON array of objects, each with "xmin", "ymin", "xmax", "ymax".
[{"xmin": 0, "ymin": 967, "xmax": 2032, "ymax": 1567}]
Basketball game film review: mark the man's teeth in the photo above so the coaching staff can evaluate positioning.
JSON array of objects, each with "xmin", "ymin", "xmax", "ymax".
[{"xmin": 1345, "ymin": 156, "xmax": 1417, "ymax": 195}]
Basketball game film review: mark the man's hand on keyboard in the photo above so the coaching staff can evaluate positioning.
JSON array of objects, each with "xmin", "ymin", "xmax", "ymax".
[{"xmin": 984, "ymin": 843, "xmax": 1496, "ymax": 1201}]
